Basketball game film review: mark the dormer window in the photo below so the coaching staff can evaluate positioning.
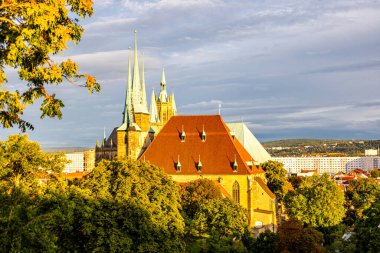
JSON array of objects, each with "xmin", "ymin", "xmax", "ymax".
[
  {"xmin": 197, "ymin": 155, "xmax": 202, "ymax": 172},
  {"xmin": 201, "ymin": 124, "xmax": 206, "ymax": 142},
  {"xmin": 176, "ymin": 155, "xmax": 182, "ymax": 172},
  {"xmin": 246, "ymin": 161, "xmax": 253, "ymax": 170},
  {"xmin": 233, "ymin": 154, "xmax": 238, "ymax": 172},
  {"xmin": 230, "ymin": 131, "xmax": 236, "ymax": 139},
  {"xmin": 180, "ymin": 125, "xmax": 186, "ymax": 142}
]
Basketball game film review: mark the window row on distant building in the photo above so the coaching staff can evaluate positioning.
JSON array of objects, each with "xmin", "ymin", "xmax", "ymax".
[{"xmin": 272, "ymin": 156, "xmax": 379, "ymax": 174}]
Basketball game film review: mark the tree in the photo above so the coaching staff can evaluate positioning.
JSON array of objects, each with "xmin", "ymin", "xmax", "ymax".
[
  {"xmin": 261, "ymin": 160, "xmax": 288, "ymax": 201},
  {"xmin": 79, "ymin": 159, "xmax": 185, "ymax": 252},
  {"xmin": 0, "ymin": 134, "xmax": 67, "ymax": 180},
  {"xmin": 345, "ymin": 178, "xmax": 380, "ymax": 224},
  {"xmin": 0, "ymin": 0, "xmax": 100, "ymax": 131},
  {"xmin": 277, "ymin": 219, "xmax": 327, "ymax": 253},
  {"xmin": 189, "ymin": 198, "xmax": 247, "ymax": 239},
  {"xmin": 0, "ymin": 153, "xmax": 186, "ymax": 252},
  {"xmin": 287, "ymin": 175, "xmax": 303, "ymax": 190},
  {"xmin": 180, "ymin": 178, "xmax": 222, "ymax": 218},
  {"xmin": 354, "ymin": 192, "xmax": 380, "ymax": 253},
  {"xmin": 370, "ymin": 169, "xmax": 380, "ymax": 178},
  {"xmin": 243, "ymin": 230, "xmax": 278, "ymax": 253},
  {"xmin": 284, "ymin": 174, "xmax": 345, "ymax": 228}
]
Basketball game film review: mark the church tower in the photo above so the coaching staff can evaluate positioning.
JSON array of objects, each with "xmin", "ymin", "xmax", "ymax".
[
  {"xmin": 116, "ymin": 31, "xmax": 149, "ymax": 160},
  {"xmin": 155, "ymin": 68, "xmax": 177, "ymax": 126},
  {"xmin": 96, "ymin": 30, "xmax": 178, "ymax": 163}
]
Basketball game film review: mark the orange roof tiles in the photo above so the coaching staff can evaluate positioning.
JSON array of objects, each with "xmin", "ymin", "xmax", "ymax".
[{"xmin": 141, "ymin": 115, "xmax": 264, "ymax": 175}]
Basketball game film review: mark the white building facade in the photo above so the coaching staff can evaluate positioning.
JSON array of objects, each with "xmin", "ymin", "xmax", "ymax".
[{"xmin": 273, "ymin": 156, "xmax": 380, "ymax": 174}]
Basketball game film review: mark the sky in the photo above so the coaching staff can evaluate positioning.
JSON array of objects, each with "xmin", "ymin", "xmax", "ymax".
[{"xmin": 1, "ymin": 0, "xmax": 380, "ymax": 147}]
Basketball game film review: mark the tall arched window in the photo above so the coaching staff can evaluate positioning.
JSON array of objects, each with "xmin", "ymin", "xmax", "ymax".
[{"xmin": 232, "ymin": 181, "xmax": 240, "ymax": 204}]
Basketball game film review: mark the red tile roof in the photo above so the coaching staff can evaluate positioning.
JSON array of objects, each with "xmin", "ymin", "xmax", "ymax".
[{"xmin": 141, "ymin": 115, "xmax": 264, "ymax": 175}]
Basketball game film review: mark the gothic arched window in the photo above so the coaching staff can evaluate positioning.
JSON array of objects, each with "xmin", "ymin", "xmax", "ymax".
[{"xmin": 232, "ymin": 181, "xmax": 240, "ymax": 204}]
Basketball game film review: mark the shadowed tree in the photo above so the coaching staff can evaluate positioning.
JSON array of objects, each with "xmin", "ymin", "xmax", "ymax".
[
  {"xmin": 180, "ymin": 178, "xmax": 222, "ymax": 218},
  {"xmin": 277, "ymin": 219, "xmax": 327, "ymax": 253}
]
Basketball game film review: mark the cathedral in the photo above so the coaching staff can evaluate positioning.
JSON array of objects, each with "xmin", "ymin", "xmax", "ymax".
[
  {"xmin": 95, "ymin": 31, "xmax": 177, "ymax": 163},
  {"xmin": 95, "ymin": 31, "xmax": 276, "ymax": 229}
]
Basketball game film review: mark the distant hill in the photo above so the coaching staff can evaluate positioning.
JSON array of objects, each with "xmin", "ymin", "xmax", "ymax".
[
  {"xmin": 42, "ymin": 147, "xmax": 93, "ymax": 153},
  {"xmin": 262, "ymin": 139, "xmax": 380, "ymax": 156}
]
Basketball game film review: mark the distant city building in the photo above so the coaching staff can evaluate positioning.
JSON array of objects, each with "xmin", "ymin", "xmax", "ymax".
[
  {"xmin": 365, "ymin": 149, "xmax": 378, "ymax": 156},
  {"xmin": 64, "ymin": 150, "xmax": 95, "ymax": 173},
  {"xmin": 44, "ymin": 148, "xmax": 95, "ymax": 173},
  {"xmin": 273, "ymin": 156, "xmax": 380, "ymax": 174}
]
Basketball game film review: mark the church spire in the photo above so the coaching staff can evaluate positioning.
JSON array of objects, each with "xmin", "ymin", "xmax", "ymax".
[
  {"xmin": 149, "ymin": 88, "xmax": 159, "ymax": 123},
  {"xmin": 170, "ymin": 92, "xmax": 177, "ymax": 115},
  {"xmin": 122, "ymin": 47, "xmax": 133, "ymax": 126},
  {"xmin": 140, "ymin": 51, "xmax": 148, "ymax": 112},
  {"xmin": 161, "ymin": 67, "xmax": 166, "ymax": 86},
  {"xmin": 132, "ymin": 30, "xmax": 141, "ymax": 109},
  {"xmin": 158, "ymin": 67, "xmax": 168, "ymax": 102}
]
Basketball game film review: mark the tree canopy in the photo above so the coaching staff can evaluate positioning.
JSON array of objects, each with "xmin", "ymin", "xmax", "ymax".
[
  {"xmin": 180, "ymin": 178, "xmax": 223, "ymax": 218},
  {"xmin": 277, "ymin": 219, "xmax": 327, "ymax": 253},
  {"xmin": 0, "ymin": 134, "xmax": 67, "ymax": 180},
  {"xmin": 0, "ymin": 142, "xmax": 186, "ymax": 252},
  {"xmin": 345, "ymin": 178, "xmax": 380, "ymax": 224},
  {"xmin": 284, "ymin": 174, "xmax": 345, "ymax": 228},
  {"xmin": 261, "ymin": 160, "xmax": 288, "ymax": 201},
  {"xmin": 0, "ymin": 0, "xmax": 100, "ymax": 131}
]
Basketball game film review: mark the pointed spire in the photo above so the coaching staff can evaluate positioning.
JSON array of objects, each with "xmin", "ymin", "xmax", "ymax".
[
  {"xmin": 161, "ymin": 67, "xmax": 166, "ymax": 85},
  {"xmin": 170, "ymin": 92, "xmax": 177, "ymax": 115},
  {"xmin": 158, "ymin": 67, "xmax": 168, "ymax": 102},
  {"xmin": 149, "ymin": 88, "xmax": 159, "ymax": 123},
  {"xmin": 132, "ymin": 30, "xmax": 141, "ymax": 109},
  {"xmin": 122, "ymin": 47, "xmax": 133, "ymax": 126},
  {"xmin": 140, "ymin": 51, "xmax": 148, "ymax": 112},
  {"xmin": 103, "ymin": 127, "xmax": 106, "ymax": 141}
]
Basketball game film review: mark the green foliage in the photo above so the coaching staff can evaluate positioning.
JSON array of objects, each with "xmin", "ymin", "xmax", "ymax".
[
  {"xmin": 0, "ymin": 0, "xmax": 100, "ymax": 131},
  {"xmin": 345, "ymin": 178, "xmax": 380, "ymax": 224},
  {"xmin": 79, "ymin": 159, "xmax": 186, "ymax": 252},
  {"xmin": 354, "ymin": 193, "xmax": 380, "ymax": 253},
  {"xmin": 277, "ymin": 219, "xmax": 327, "ymax": 253},
  {"xmin": 189, "ymin": 198, "xmax": 247, "ymax": 239},
  {"xmin": 284, "ymin": 174, "xmax": 345, "ymax": 227},
  {"xmin": 180, "ymin": 178, "xmax": 222, "ymax": 218},
  {"xmin": 261, "ymin": 160, "xmax": 288, "ymax": 201},
  {"xmin": 287, "ymin": 175, "xmax": 303, "ymax": 190},
  {"xmin": 0, "ymin": 134, "xmax": 67, "ymax": 180},
  {"xmin": 243, "ymin": 230, "xmax": 278, "ymax": 253},
  {"xmin": 0, "ymin": 155, "xmax": 185, "ymax": 252},
  {"xmin": 370, "ymin": 169, "xmax": 380, "ymax": 178}
]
